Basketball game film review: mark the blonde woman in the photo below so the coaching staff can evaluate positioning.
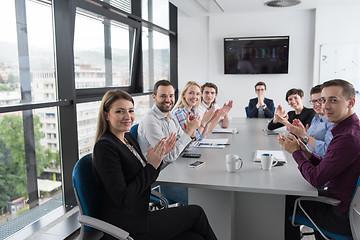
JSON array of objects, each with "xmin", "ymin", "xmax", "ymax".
[{"xmin": 173, "ymin": 81, "xmax": 215, "ymax": 140}]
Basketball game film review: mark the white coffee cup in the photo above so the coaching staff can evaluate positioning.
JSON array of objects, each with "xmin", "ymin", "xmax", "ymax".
[
  {"xmin": 260, "ymin": 153, "xmax": 278, "ymax": 170},
  {"xmin": 226, "ymin": 154, "xmax": 243, "ymax": 172}
]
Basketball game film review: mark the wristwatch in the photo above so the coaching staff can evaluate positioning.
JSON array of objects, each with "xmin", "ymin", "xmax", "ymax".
[
  {"xmin": 262, "ymin": 104, "xmax": 267, "ymax": 109},
  {"xmin": 303, "ymin": 135, "xmax": 309, "ymax": 144}
]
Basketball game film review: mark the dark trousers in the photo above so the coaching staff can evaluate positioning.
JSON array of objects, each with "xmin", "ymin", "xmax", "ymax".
[
  {"xmin": 131, "ymin": 205, "xmax": 217, "ymax": 240},
  {"xmin": 285, "ymin": 195, "xmax": 352, "ymax": 240}
]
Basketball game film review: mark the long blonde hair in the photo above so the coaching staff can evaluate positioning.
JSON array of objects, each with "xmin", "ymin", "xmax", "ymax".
[
  {"xmin": 173, "ymin": 81, "xmax": 201, "ymax": 110},
  {"xmin": 95, "ymin": 89, "xmax": 134, "ymax": 142}
]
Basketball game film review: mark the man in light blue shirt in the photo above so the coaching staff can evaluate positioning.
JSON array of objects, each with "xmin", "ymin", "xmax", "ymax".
[{"xmin": 287, "ymin": 85, "xmax": 333, "ymax": 157}]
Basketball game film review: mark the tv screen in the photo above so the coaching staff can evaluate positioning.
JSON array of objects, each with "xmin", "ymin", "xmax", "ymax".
[{"xmin": 224, "ymin": 36, "xmax": 289, "ymax": 74}]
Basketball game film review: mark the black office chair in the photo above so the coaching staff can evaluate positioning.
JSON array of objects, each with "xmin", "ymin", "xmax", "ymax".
[
  {"xmin": 72, "ymin": 154, "xmax": 168, "ymax": 240},
  {"xmin": 291, "ymin": 176, "xmax": 360, "ymax": 240}
]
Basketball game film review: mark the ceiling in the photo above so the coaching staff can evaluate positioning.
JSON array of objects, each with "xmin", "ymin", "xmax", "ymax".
[{"xmin": 170, "ymin": 0, "xmax": 360, "ymax": 16}]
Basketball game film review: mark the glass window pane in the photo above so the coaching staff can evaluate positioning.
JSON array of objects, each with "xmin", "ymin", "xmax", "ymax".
[
  {"xmin": 133, "ymin": 95, "xmax": 152, "ymax": 124},
  {"xmin": 0, "ymin": 107, "xmax": 62, "ymax": 238},
  {"xmin": 77, "ymin": 101, "xmax": 100, "ymax": 158},
  {"xmin": 111, "ymin": 22, "xmax": 132, "ymax": 87},
  {"xmin": 142, "ymin": 28, "xmax": 170, "ymax": 92},
  {"xmin": 142, "ymin": 0, "xmax": 169, "ymax": 30},
  {"xmin": 0, "ymin": 0, "xmax": 56, "ymax": 107},
  {"xmin": 100, "ymin": 0, "xmax": 131, "ymax": 14},
  {"xmin": 74, "ymin": 9, "xmax": 134, "ymax": 89}
]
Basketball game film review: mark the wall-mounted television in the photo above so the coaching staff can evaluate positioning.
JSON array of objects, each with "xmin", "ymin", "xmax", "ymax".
[{"xmin": 224, "ymin": 36, "xmax": 289, "ymax": 74}]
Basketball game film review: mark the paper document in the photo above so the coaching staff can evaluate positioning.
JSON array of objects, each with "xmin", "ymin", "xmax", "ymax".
[
  {"xmin": 194, "ymin": 138, "xmax": 229, "ymax": 149},
  {"xmin": 212, "ymin": 128, "xmax": 238, "ymax": 134},
  {"xmin": 253, "ymin": 150, "xmax": 287, "ymax": 163}
]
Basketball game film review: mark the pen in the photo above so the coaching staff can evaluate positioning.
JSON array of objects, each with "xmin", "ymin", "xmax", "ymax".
[{"xmin": 215, "ymin": 144, "xmax": 230, "ymax": 145}]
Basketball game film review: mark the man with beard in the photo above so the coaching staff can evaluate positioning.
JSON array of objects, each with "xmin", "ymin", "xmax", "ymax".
[
  {"xmin": 138, "ymin": 80, "xmax": 200, "ymax": 168},
  {"xmin": 138, "ymin": 80, "xmax": 200, "ymax": 205}
]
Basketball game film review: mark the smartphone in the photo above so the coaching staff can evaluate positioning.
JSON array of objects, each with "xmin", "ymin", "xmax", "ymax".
[
  {"xmin": 187, "ymin": 161, "xmax": 205, "ymax": 168},
  {"xmin": 183, "ymin": 153, "xmax": 201, "ymax": 158}
]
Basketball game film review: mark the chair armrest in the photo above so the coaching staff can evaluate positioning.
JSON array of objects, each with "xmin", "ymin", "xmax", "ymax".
[
  {"xmin": 291, "ymin": 196, "xmax": 341, "ymax": 240},
  {"xmin": 296, "ymin": 196, "xmax": 341, "ymax": 206},
  {"xmin": 78, "ymin": 215, "xmax": 132, "ymax": 240},
  {"xmin": 151, "ymin": 189, "xmax": 169, "ymax": 208}
]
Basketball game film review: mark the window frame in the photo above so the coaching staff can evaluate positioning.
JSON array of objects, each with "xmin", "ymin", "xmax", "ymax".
[{"xmin": 0, "ymin": 1, "xmax": 178, "ymax": 237}]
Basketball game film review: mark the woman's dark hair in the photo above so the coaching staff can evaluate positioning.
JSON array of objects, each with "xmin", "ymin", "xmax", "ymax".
[{"xmin": 285, "ymin": 88, "xmax": 304, "ymax": 102}]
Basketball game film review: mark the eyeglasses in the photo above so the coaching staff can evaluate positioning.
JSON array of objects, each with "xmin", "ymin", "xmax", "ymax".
[
  {"xmin": 255, "ymin": 89, "xmax": 265, "ymax": 92},
  {"xmin": 309, "ymin": 99, "xmax": 322, "ymax": 105}
]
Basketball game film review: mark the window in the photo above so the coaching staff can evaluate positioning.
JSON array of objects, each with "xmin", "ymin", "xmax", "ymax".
[
  {"xmin": 142, "ymin": 27, "xmax": 170, "ymax": 92},
  {"xmin": 0, "ymin": 0, "xmax": 62, "ymax": 237},
  {"xmin": 0, "ymin": 0, "xmax": 177, "ymax": 238},
  {"xmin": 142, "ymin": 0, "xmax": 169, "ymax": 30},
  {"xmin": 74, "ymin": 9, "xmax": 135, "ymax": 89}
]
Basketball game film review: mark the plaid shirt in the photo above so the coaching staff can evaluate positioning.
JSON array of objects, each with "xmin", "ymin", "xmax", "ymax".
[{"xmin": 173, "ymin": 107, "xmax": 203, "ymax": 140}]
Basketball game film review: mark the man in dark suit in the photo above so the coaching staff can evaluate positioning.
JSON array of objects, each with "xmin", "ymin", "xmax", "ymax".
[{"xmin": 247, "ymin": 81, "xmax": 275, "ymax": 118}]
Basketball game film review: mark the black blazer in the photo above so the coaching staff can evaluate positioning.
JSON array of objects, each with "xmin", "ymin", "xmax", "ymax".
[
  {"xmin": 248, "ymin": 97, "xmax": 275, "ymax": 118},
  {"xmin": 93, "ymin": 131, "xmax": 160, "ymax": 234}
]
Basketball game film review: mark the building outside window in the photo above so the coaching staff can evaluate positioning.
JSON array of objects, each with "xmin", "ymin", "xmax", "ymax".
[{"xmin": 0, "ymin": 0, "xmax": 176, "ymax": 238}]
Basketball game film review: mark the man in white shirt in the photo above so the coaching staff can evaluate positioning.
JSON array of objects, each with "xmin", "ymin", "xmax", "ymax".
[
  {"xmin": 138, "ymin": 80, "xmax": 200, "ymax": 205},
  {"xmin": 138, "ymin": 80, "xmax": 200, "ymax": 168},
  {"xmin": 198, "ymin": 82, "xmax": 232, "ymax": 128}
]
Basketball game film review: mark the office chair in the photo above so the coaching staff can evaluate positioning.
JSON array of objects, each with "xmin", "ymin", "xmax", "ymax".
[
  {"xmin": 245, "ymin": 106, "xmax": 249, "ymax": 118},
  {"xmin": 291, "ymin": 176, "xmax": 360, "ymax": 240},
  {"xmin": 129, "ymin": 123, "xmax": 139, "ymax": 139},
  {"xmin": 72, "ymin": 153, "xmax": 132, "ymax": 240},
  {"xmin": 72, "ymin": 154, "xmax": 168, "ymax": 240}
]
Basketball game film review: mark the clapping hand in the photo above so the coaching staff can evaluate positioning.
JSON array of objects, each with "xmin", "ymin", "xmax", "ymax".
[
  {"xmin": 147, "ymin": 138, "xmax": 166, "ymax": 169},
  {"xmin": 273, "ymin": 105, "xmax": 288, "ymax": 125},
  {"xmin": 278, "ymin": 133, "xmax": 300, "ymax": 154},
  {"xmin": 286, "ymin": 119, "xmax": 308, "ymax": 138},
  {"xmin": 201, "ymin": 106, "xmax": 216, "ymax": 127},
  {"xmin": 164, "ymin": 132, "xmax": 177, "ymax": 155},
  {"xmin": 218, "ymin": 100, "xmax": 233, "ymax": 118},
  {"xmin": 185, "ymin": 112, "xmax": 201, "ymax": 137}
]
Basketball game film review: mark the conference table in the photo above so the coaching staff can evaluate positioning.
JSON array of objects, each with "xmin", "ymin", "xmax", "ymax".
[{"xmin": 156, "ymin": 118, "xmax": 318, "ymax": 240}]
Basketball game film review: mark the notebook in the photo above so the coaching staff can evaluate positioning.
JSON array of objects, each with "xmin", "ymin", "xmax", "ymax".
[{"xmin": 253, "ymin": 150, "xmax": 287, "ymax": 163}]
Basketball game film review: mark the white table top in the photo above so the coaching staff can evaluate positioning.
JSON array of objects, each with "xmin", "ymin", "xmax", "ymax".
[{"xmin": 156, "ymin": 118, "xmax": 317, "ymax": 197}]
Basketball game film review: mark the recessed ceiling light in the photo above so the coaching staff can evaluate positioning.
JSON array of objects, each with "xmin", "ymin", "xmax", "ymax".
[{"xmin": 264, "ymin": 0, "xmax": 301, "ymax": 7}]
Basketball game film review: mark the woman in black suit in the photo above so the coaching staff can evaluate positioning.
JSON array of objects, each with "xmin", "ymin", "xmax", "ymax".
[
  {"xmin": 93, "ymin": 89, "xmax": 217, "ymax": 240},
  {"xmin": 267, "ymin": 88, "xmax": 315, "ymax": 130}
]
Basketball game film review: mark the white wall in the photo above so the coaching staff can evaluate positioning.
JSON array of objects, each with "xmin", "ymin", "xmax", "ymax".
[
  {"xmin": 312, "ymin": 6, "xmax": 360, "ymax": 114},
  {"xmin": 177, "ymin": 5, "xmax": 360, "ymax": 117},
  {"xmin": 208, "ymin": 10, "xmax": 315, "ymax": 117},
  {"xmin": 178, "ymin": 10, "xmax": 209, "ymax": 87},
  {"xmin": 178, "ymin": 9, "xmax": 316, "ymax": 117},
  {"xmin": 313, "ymin": 6, "xmax": 360, "ymax": 85}
]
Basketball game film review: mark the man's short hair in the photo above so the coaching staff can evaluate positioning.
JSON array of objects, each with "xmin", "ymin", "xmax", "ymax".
[
  {"xmin": 310, "ymin": 84, "xmax": 322, "ymax": 95},
  {"xmin": 321, "ymin": 79, "xmax": 355, "ymax": 99},
  {"xmin": 285, "ymin": 88, "xmax": 304, "ymax": 102},
  {"xmin": 255, "ymin": 82, "xmax": 266, "ymax": 90},
  {"xmin": 153, "ymin": 80, "xmax": 174, "ymax": 95},
  {"xmin": 201, "ymin": 82, "xmax": 218, "ymax": 94}
]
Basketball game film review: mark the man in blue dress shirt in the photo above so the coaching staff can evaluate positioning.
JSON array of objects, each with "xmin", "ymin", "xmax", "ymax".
[{"xmin": 286, "ymin": 85, "xmax": 333, "ymax": 157}]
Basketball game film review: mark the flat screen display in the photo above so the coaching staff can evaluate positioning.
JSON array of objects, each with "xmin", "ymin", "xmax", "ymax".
[{"xmin": 224, "ymin": 36, "xmax": 289, "ymax": 74}]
